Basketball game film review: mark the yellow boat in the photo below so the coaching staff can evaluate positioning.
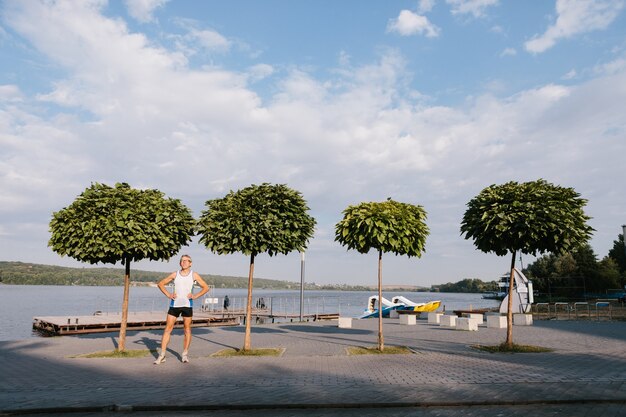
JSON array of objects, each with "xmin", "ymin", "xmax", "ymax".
[
  {"xmin": 405, "ymin": 300, "xmax": 441, "ymax": 312},
  {"xmin": 391, "ymin": 296, "xmax": 441, "ymax": 312},
  {"xmin": 361, "ymin": 296, "xmax": 442, "ymax": 318}
]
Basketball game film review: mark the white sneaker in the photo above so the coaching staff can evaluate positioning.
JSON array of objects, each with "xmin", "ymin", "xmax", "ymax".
[
  {"xmin": 153, "ymin": 354, "xmax": 166, "ymax": 365},
  {"xmin": 182, "ymin": 352, "xmax": 189, "ymax": 363}
]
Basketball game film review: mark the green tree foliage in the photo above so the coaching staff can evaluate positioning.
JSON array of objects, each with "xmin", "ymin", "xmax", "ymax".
[
  {"xmin": 435, "ymin": 278, "xmax": 497, "ymax": 293},
  {"xmin": 335, "ymin": 198, "xmax": 429, "ymax": 351},
  {"xmin": 197, "ymin": 183, "xmax": 316, "ymax": 351},
  {"xmin": 571, "ymin": 245, "xmax": 598, "ymax": 281},
  {"xmin": 596, "ymin": 257, "xmax": 622, "ymax": 291},
  {"xmin": 48, "ymin": 183, "xmax": 194, "ymax": 350},
  {"xmin": 608, "ymin": 233, "xmax": 626, "ymax": 279},
  {"xmin": 460, "ymin": 180, "xmax": 593, "ymax": 257},
  {"xmin": 460, "ymin": 179, "xmax": 593, "ymax": 347},
  {"xmin": 525, "ymin": 252, "xmax": 577, "ymax": 297},
  {"xmin": 525, "ymin": 244, "xmax": 622, "ymax": 297}
]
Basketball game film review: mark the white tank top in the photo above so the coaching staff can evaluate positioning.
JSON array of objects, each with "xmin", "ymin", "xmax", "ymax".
[{"xmin": 171, "ymin": 270, "xmax": 194, "ymax": 308}]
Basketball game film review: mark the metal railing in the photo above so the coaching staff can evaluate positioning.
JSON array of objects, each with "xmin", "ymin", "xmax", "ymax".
[
  {"xmin": 554, "ymin": 302, "xmax": 571, "ymax": 320},
  {"xmin": 595, "ymin": 300, "xmax": 612, "ymax": 321},
  {"xmin": 532, "ymin": 300, "xmax": 623, "ymax": 321},
  {"xmin": 574, "ymin": 302, "xmax": 589, "ymax": 319},
  {"xmin": 200, "ymin": 295, "xmax": 341, "ymax": 318}
]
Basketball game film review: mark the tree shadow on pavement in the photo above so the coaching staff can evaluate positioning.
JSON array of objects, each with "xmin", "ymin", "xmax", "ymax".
[
  {"xmin": 221, "ymin": 326, "xmax": 288, "ymax": 334},
  {"xmin": 278, "ymin": 324, "xmax": 372, "ymax": 335},
  {"xmin": 1, "ymin": 325, "xmax": 625, "ymax": 414}
]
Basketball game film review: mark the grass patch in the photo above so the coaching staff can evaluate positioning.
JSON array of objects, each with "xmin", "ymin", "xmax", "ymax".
[
  {"xmin": 71, "ymin": 349, "xmax": 154, "ymax": 358},
  {"xmin": 471, "ymin": 343, "xmax": 553, "ymax": 353},
  {"xmin": 211, "ymin": 348, "xmax": 284, "ymax": 357},
  {"xmin": 347, "ymin": 346, "xmax": 413, "ymax": 355}
]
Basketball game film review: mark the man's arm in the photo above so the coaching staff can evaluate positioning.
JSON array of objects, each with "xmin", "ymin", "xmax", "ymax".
[
  {"xmin": 157, "ymin": 272, "xmax": 177, "ymax": 299},
  {"xmin": 190, "ymin": 272, "xmax": 210, "ymax": 299}
]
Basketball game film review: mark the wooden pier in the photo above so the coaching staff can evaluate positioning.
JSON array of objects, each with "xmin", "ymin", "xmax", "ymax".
[
  {"xmin": 250, "ymin": 312, "xmax": 340, "ymax": 323},
  {"xmin": 32, "ymin": 309, "xmax": 341, "ymax": 336},
  {"xmin": 32, "ymin": 311, "xmax": 239, "ymax": 336}
]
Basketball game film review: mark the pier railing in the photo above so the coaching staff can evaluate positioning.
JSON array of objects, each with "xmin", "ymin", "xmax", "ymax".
[
  {"xmin": 200, "ymin": 295, "xmax": 341, "ymax": 318},
  {"xmin": 88, "ymin": 295, "xmax": 342, "ymax": 318},
  {"xmin": 531, "ymin": 300, "xmax": 624, "ymax": 321}
]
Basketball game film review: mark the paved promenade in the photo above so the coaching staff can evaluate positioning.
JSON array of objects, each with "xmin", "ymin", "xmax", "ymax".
[{"xmin": 1, "ymin": 317, "xmax": 625, "ymax": 416}]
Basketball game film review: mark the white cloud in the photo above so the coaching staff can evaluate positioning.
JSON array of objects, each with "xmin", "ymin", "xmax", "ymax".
[
  {"xmin": 594, "ymin": 56, "xmax": 626, "ymax": 74},
  {"xmin": 387, "ymin": 10, "xmax": 440, "ymax": 38},
  {"xmin": 525, "ymin": 0, "xmax": 625, "ymax": 54},
  {"xmin": 0, "ymin": 106, "xmax": 93, "ymax": 214},
  {"xmin": 0, "ymin": 84, "xmax": 22, "ymax": 101},
  {"xmin": 338, "ymin": 51, "xmax": 351, "ymax": 67},
  {"xmin": 169, "ymin": 19, "xmax": 233, "ymax": 57},
  {"xmin": 500, "ymin": 47, "xmax": 516, "ymax": 57},
  {"xmin": 0, "ymin": 24, "xmax": 8, "ymax": 41},
  {"xmin": 1, "ymin": 1, "xmax": 625, "ymax": 284},
  {"xmin": 124, "ymin": 0, "xmax": 168, "ymax": 23},
  {"xmin": 446, "ymin": 0, "xmax": 499, "ymax": 18},
  {"xmin": 247, "ymin": 63, "xmax": 274, "ymax": 82},
  {"xmin": 419, "ymin": 0, "xmax": 437, "ymax": 13},
  {"xmin": 562, "ymin": 69, "xmax": 578, "ymax": 79},
  {"xmin": 187, "ymin": 28, "xmax": 231, "ymax": 53}
]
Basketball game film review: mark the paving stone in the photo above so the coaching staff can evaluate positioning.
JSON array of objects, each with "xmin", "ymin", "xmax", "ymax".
[{"xmin": 0, "ymin": 319, "xmax": 625, "ymax": 417}]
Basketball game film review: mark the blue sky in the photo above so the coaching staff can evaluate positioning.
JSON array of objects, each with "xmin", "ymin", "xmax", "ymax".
[{"xmin": 1, "ymin": 0, "xmax": 625, "ymax": 286}]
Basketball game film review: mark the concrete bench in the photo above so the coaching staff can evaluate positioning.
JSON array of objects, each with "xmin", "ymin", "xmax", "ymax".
[
  {"xmin": 456, "ymin": 317, "xmax": 478, "ymax": 331},
  {"xmin": 389, "ymin": 309, "xmax": 400, "ymax": 319},
  {"xmin": 440, "ymin": 315, "xmax": 456, "ymax": 328},
  {"xmin": 338, "ymin": 317, "xmax": 352, "ymax": 328},
  {"xmin": 465, "ymin": 313, "xmax": 483, "ymax": 323},
  {"xmin": 486, "ymin": 315, "xmax": 507, "ymax": 328},
  {"xmin": 427, "ymin": 312, "xmax": 443, "ymax": 324},
  {"xmin": 399, "ymin": 314, "xmax": 416, "ymax": 325},
  {"xmin": 462, "ymin": 313, "xmax": 483, "ymax": 326},
  {"xmin": 513, "ymin": 313, "xmax": 533, "ymax": 326}
]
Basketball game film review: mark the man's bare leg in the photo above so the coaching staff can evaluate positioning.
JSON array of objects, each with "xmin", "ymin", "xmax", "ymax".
[
  {"xmin": 182, "ymin": 316, "xmax": 192, "ymax": 363},
  {"xmin": 154, "ymin": 314, "xmax": 177, "ymax": 364}
]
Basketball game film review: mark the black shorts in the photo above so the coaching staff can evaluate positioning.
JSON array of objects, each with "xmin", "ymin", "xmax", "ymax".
[{"xmin": 167, "ymin": 307, "xmax": 193, "ymax": 318}]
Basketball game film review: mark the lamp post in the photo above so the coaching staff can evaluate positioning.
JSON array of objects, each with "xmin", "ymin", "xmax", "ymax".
[
  {"xmin": 622, "ymin": 225, "xmax": 626, "ymax": 258},
  {"xmin": 622, "ymin": 225, "xmax": 626, "ymax": 293},
  {"xmin": 300, "ymin": 251, "xmax": 305, "ymax": 322}
]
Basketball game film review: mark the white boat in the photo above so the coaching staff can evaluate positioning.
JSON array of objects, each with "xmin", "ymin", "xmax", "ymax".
[
  {"xmin": 496, "ymin": 268, "xmax": 534, "ymax": 314},
  {"xmin": 481, "ymin": 291, "xmax": 506, "ymax": 300},
  {"xmin": 359, "ymin": 295, "xmax": 441, "ymax": 319}
]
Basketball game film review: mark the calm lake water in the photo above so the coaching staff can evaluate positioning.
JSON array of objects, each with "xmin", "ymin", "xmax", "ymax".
[{"xmin": 0, "ymin": 285, "xmax": 500, "ymax": 341}]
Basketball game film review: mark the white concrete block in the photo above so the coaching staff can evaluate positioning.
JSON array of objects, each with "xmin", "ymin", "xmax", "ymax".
[
  {"xmin": 338, "ymin": 317, "xmax": 352, "ymax": 328},
  {"xmin": 389, "ymin": 309, "xmax": 399, "ymax": 319},
  {"xmin": 466, "ymin": 313, "xmax": 483, "ymax": 323},
  {"xmin": 440, "ymin": 315, "xmax": 456, "ymax": 328},
  {"xmin": 399, "ymin": 314, "xmax": 416, "ymax": 325},
  {"xmin": 514, "ymin": 313, "xmax": 533, "ymax": 326},
  {"xmin": 427, "ymin": 312, "xmax": 443, "ymax": 324},
  {"xmin": 456, "ymin": 317, "xmax": 478, "ymax": 331},
  {"xmin": 486, "ymin": 315, "xmax": 507, "ymax": 329}
]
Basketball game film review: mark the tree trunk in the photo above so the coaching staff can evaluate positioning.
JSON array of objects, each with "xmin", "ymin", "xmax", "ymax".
[
  {"xmin": 377, "ymin": 249, "xmax": 384, "ymax": 351},
  {"xmin": 505, "ymin": 251, "xmax": 516, "ymax": 348},
  {"xmin": 119, "ymin": 258, "xmax": 131, "ymax": 352},
  {"xmin": 243, "ymin": 253, "xmax": 255, "ymax": 351}
]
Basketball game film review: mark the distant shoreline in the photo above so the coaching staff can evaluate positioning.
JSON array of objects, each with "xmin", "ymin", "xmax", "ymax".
[
  {"xmin": 0, "ymin": 281, "xmax": 430, "ymax": 292},
  {"xmin": 0, "ymin": 261, "xmax": 430, "ymax": 292},
  {"xmin": 1, "ymin": 261, "xmax": 496, "ymax": 293}
]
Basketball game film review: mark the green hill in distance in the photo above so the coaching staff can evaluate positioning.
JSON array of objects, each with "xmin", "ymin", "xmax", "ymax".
[
  {"xmin": 1, "ymin": 262, "xmax": 496, "ymax": 292},
  {"xmin": 0, "ymin": 261, "xmax": 398, "ymax": 291},
  {"xmin": 0, "ymin": 261, "xmax": 310, "ymax": 289}
]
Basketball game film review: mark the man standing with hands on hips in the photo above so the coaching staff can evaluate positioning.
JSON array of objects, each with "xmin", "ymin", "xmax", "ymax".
[{"xmin": 154, "ymin": 254, "xmax": 210, "ymax": 364}]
